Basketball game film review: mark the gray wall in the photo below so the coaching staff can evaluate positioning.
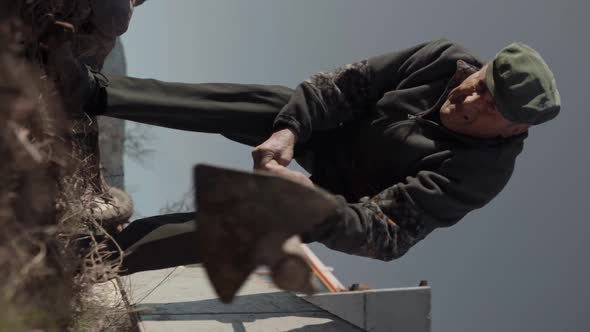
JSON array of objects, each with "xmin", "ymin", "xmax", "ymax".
[{"xmin": 122, "ymin": 1, "xmax": 590, "ymax": 331}]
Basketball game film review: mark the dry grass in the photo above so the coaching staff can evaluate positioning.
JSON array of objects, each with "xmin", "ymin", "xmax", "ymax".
[
  {"xmin": 0, "ymin": 27, "xmax": 72, "ymax": 329},
  {"xmin": 0, "ymin": 3, "xmax": 133, "ymax": 331}
]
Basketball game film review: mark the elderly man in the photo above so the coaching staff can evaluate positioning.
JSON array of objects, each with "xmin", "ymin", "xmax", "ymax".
[{"xmin": 57, "ymin": 39, "xmax": 560, "ymax": 274}]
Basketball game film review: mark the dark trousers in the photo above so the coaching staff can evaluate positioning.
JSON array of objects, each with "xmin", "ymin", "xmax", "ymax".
[
  {"xmin": 104, "ymin": 76, "xmax": 310, "ymax": 274},
  {"xmin": 104, "ymin": 76, "xmax": 295, "ymax": 147}
]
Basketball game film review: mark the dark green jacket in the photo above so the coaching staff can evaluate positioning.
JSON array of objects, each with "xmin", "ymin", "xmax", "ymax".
[
  {"xmin": 99, "ymin": 39, "xmax": 525, "ymax": 262},
  {"xmin": 276, "ymin": 39, "xmax": 526, "ymax": 260}
]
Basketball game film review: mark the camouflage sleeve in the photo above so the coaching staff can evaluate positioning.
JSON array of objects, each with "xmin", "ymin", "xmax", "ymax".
[
  {"xmin": 273, "ymin": 60, "xmax": 373, "ymax": 142},
  {"xmin": 305, "ymin": 147, "xmax": 517, "ymax": 261},
  {"xmin": 352, "ymin": 187, "xmax": 427, "ymax": 260},
  {"xmin": 304, "ymin": 60, "xmax": 372, "ymax": 117},
  {"xmin": 307, "ymin": 184, "xmax": 429, "ymax": 261}
]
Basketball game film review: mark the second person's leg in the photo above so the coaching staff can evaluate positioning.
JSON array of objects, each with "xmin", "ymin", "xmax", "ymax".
[
  {"xmin": 94, "ymin": 76, "xmax": 293, "ymax": 146},
  {"xmin": 111, "ymin": 212, "xmax": 198, "ymax": 275}
]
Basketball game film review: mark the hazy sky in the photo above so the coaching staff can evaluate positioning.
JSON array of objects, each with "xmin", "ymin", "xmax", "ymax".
[{"xmin": 121, "ymin": 1, "xmax": 589, "ymax": 331}]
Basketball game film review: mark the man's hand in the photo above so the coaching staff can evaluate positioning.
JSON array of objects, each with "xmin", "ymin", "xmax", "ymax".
[
  {"xmin": 262, "ymin": 160, "xmax": 314, "ymax": 188},
  {"xmin": 252, "ymin": 128, "xmax": 298, "ymax": 170}
]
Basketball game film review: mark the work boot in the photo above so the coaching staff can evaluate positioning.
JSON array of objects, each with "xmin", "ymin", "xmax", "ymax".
[{"xmin": 45, "ymin": 41, "xmax": 105, "ymax": 117}]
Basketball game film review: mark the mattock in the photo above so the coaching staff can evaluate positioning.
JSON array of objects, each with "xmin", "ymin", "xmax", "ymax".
[{"xmin": 194, "ymin": 164, "xmax": 338, "ymax": 303}]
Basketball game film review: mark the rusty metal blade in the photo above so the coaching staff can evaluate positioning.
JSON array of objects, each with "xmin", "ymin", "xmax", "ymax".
[{"xmin": 194, "ymin": 164, "xmax": 338, "ymax": 303}]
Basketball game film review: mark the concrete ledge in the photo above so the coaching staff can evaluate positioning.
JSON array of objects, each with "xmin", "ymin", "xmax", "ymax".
[
  {"xmin": 139, "ymin": 312, "xmax": 356, "ymax": 332},
  {"xmin": 302, "ymin": 287, "xmax": 431, "ymax": 332},
  {"xmin": 122, "ymin": 266, "xmax": 363, "ymax": 331}
]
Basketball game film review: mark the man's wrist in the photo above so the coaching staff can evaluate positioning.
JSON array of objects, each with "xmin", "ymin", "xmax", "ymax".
[
  {"xmin": 279, "ymin": 127, "xmax": 299, "ymax": 143},
  {"xmin": 273, "ymin": 116, "xmax": 302, "ymax": 140}
]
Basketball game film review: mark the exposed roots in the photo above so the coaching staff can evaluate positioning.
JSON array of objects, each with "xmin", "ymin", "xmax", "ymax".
[{"xmin": 0, "ymin": 1, "xmax": 137, "ymax": 330}]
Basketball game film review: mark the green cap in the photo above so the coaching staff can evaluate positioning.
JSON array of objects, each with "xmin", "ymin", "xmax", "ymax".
[{"xmin": 485, "ymin": 43, "xmax": 560, "ymax": 125}]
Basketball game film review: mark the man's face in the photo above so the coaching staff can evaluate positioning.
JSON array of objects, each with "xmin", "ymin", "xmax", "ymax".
[{"xmin": 439, "ymin": 65, "xmax": 530, "ymax": 139}]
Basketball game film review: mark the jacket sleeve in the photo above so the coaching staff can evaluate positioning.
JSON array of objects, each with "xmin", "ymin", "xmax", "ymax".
[
  {"xmin": 304, "ymin": 148, "xmax": 519, "ymax": 261},
  {"xmin": 274, "ymin": 39, "xmax": 470, "ymax": 142}
]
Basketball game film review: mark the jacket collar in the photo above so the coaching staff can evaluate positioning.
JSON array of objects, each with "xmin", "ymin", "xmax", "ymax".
[{"xmin": 419, "ymin": 60, "xmax": 527, "ymax": 146}]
